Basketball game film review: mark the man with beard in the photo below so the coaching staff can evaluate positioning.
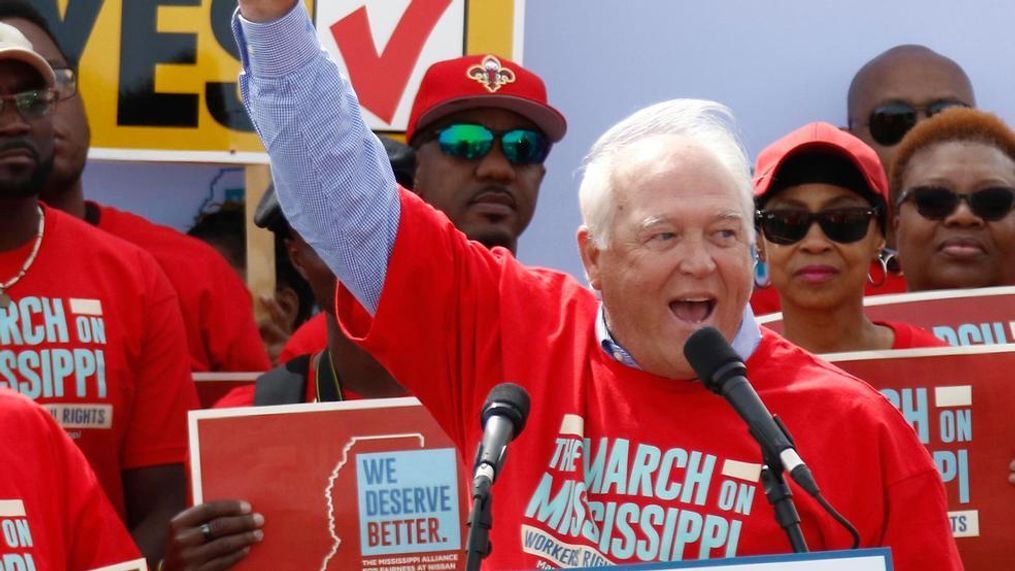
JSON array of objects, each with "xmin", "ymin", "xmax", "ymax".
[
  {"xmin": 162, "ymin": 127, "xmax": 564, "ymax": 568},
  {"xmin": 402, "ymin": 53, "xmax": 564, "ymax": 254},
  {"xmin": 0, "ymin": 22, "xmax": 197, "ymax": 566},
  {"xmin": 0, "ymin": 1, "xmax": 272, "ymax": 373},
  {"xmin": 275, "ymin": 59, "xmax": 566, "ymax": 361}
]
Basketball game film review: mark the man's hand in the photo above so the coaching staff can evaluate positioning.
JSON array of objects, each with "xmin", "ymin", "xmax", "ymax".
[
  {"xmin": 237, "ymin": 0, "xmax": 299, "ymax": 23},
  {"xmin": 162, "ymin": 501, "xmax": 264, "ymax": 571},
  {"xmin": 1009, "ymin": 459, "xmax": 1015, "ymax": 486}
]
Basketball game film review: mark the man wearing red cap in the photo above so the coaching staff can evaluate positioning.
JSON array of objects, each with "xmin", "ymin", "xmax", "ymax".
[
  {"xmin": 160, "ymin": 58, "xmax": 568, "ymax": 569},
  {"xmin": 405, "ymin": 53, "xmax": 566, "ymax": 254}
]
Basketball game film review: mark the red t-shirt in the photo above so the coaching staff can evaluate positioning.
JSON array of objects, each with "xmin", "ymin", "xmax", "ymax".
[
  {"xmin": 336, "ymin": 190, "xmax": 960, "ymax": 570},
  {"xmin": 879, "ymin": 320, "xmax": 949, "ymax": 349},
  {"xmin": 0, "ymin": 388, "xmax": 141, "ymax": 569},
  {"xmin": 215, "ymin": 351, "xmax": 364, "ymax": 407},
  {"xmin": 91, "ymin": 202, "xmax": 271, "ymax": 372},
  {"xmin": 750, "ymin": 263, "xmax": 908, "ymax": 316},
  {"xmin": 278, "ymin": 312, "xmax": 327, "ymax": 364},
  {"xmin": 0, "ymin": 206, "xmax": 198, "ymax": 517}
]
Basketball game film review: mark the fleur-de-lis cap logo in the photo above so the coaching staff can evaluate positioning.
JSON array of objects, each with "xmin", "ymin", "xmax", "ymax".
[{"xmin": 467, "ymin": 55, "xmax": 516, "ymax": 93}]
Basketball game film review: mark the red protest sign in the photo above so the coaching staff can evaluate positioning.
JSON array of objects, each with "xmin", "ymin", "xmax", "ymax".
[
  {"xmin": 758, "ymin": 286, "xmax": 1015, "ymax": 346},
  {"xmin": 827, "ymin": 345, "xmax": 1015, "ymax": 568},
  {"xmin": 189, "ymin": 398, "xmax": 468, "ymax": 570}
]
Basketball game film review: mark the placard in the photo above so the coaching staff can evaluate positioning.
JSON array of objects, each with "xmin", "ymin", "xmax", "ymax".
[
  {"xmin": 826, "ymin": 345, "xmax": 1015, "ymax": 567},
  {"xmin": 573, "ymin": 548, "xmax": 891, "ymax": 570},
  {"xmin": 758, "ymin": 286, "xmax": 1015, "ymax": 346},
  {"xmin": 190, "ymin": 398, "xmax": 467, "ymax": 570},
  {"xmin": 31, "ymin": 0, "xmax": 521, "ymax": 162}
]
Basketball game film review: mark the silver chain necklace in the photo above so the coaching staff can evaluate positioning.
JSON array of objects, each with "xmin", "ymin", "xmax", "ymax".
[{"xmin": 0, "ymin": 206, "xmax": 45, "ymax": 309}]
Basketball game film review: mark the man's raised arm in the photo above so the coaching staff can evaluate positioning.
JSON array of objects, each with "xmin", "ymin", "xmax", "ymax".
[{"xmin": 234, "ymin": 0, "xmax": 399, "ymax": 314}]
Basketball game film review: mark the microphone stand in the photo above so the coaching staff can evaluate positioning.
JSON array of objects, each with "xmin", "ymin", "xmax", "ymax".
[
  {"xmin": 465, "ymin": 477, "xmax": 493, "ymax": 571},
  {"xmin": 755, "ymin": 417, "xmax": 807, "ymax": 553}
]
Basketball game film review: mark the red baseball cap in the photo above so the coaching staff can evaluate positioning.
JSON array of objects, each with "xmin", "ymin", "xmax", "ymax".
[
  {"xmin": 754, "ymin": 122, "xmax": 890, "ymax": 218},
  {"xmin": 405, "ymin": 54, "xmax": 567, "ymax": 144}
]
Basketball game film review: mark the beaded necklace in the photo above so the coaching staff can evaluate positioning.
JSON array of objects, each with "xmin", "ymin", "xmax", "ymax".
[{"xmin": 0, "ymin": 206, "xmax": 44, "ymax": 309}]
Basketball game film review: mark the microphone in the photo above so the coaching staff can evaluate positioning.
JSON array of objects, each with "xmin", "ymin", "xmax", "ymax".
[
  {"xmin": 473, "ymin": 383, "xmax": 530, "ymax": 492},
  {"xmin": 683, "ymin": 327, "xmax": 820, "ymax": 497},
  {"xmin": 465, "ymin": 383, "xmax": 529, "ymax": 570}
]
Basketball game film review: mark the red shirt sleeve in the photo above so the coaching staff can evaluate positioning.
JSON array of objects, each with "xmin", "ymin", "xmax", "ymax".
[
  {"xmin": 122, "ymin": 257, "xmax": 199, "ymax": 469},
  {"xmin": 749, "ymin": 286, "xmax": 782, "ymax": 315},
  {"xmin": 882, "ymin": 470, "xmax": 961, "ymax": 568},
  {"xmin": 879, "ymin": 320, "xmax": 950, "ymax": 349},
  {"xmin": 335, "ymin": 190, "xmax": 519, "ymax": 448},
  {"xmin": 214, "ymin": 384, "xmax": 256, "ymax": 408},
  {"xmin": 0, "ymin": 389, "xmax": 140, "ymax": 569}
]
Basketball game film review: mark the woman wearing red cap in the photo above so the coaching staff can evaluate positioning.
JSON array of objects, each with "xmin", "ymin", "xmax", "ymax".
[{"xmin": 753, "ymin": 123, "xmax": 945, "ymax": 353}]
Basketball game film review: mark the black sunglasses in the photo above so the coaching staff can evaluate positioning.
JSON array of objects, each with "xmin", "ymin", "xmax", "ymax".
[
  {"xmin": 896, "ymin": 185, "xmax": 1015, "ymax": 222},
  {"xmin": 854, "ymin": 100, "xmax": 969, "ymax": 146},
  {"xmin": 432, "ymin": 123, "xmax": 550, "ymax": 165},
  {"xmin": 756, "ymin": 207, "xmax": 880, "ymax": 245}
]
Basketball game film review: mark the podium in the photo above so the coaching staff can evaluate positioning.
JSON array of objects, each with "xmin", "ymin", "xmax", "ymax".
[{"xmin": 570, "ymin": 548, "xmax": 891, "ymax": 570}]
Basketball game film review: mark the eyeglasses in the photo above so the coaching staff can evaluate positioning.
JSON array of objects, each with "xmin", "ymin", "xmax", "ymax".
[
  {"xmin": 433, "ymin": 123, "xmax": 550, "ymax": 165},
  {"xmin": 51, "ymin": 66, "xmax": 77, "ymax": 100},
  {"xmin": 853, "ymin": 100, "xmax": 969, "ymax": 146},
  {"xmin": 756, "ymin": 207, "xmax": 880, "ymax": 245},
  {"xmin": 0, "ymin": 89, "xmax": 57, "ymax": 121},
  {"xmin": 895, "ymin": 185, "xmax": 1015, "ymax": 222}
]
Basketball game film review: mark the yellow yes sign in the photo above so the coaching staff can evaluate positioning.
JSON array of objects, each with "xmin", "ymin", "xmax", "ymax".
[{"xmin": 33, "ymin": 0, "xmax": 521, "ymax": 163}]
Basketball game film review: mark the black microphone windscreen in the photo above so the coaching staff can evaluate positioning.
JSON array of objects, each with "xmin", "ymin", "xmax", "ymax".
[
  {"xmin": 481, "ymin": 383, "xmax": 531, "ymax": 437},
  {"xmin": 683, "ymin": 327, "xmax": 742, "ymax": 386}
]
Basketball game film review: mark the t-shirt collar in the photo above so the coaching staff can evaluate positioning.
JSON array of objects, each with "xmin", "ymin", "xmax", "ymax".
[{"xmin": 597, "ymin": 302, "xmax": 762, "ymax": 371}]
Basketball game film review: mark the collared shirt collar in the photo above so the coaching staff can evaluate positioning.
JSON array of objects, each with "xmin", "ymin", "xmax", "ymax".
[{"xmin": 597, "ymin": 303, "xmax": 763, "ymax": 371}]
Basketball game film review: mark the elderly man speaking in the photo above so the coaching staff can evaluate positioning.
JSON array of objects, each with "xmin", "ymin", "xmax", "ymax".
[{"xmin": 233, "ymin": 2, "xmax": 959, "ymax": 569}]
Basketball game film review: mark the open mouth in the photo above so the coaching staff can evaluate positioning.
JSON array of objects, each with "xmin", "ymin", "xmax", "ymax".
[{"xmin": 669, "ymin": 298, "xmax": 716, "ymax": 324}]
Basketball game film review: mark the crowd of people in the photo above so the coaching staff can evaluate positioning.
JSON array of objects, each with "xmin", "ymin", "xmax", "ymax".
[{"xmin": 0, "ymin": 0, "xmax": 1013, "ymax": 569}]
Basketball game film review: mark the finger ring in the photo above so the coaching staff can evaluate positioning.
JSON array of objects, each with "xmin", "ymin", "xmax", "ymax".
[{"xmin": 200, "ymin": 523, "xmax": 213, "ymax": 542}]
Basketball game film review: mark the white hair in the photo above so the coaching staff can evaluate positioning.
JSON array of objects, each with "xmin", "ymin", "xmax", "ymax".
[{"xmin": 577, "ymin": 99, "xmax": 755, "ymax": 248}]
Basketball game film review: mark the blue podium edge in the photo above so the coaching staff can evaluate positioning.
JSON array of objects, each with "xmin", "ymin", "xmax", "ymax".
[{"xmin": 561, "ymin": 547, "xmax": 893, "ymax": 570}]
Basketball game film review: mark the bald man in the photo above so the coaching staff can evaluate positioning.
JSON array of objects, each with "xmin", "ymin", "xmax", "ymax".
[
  {"xmin": 847, "ymin": 45, "xmax": 975, "ymax": 247},
  {"xmin": 847, "ymin": 45, "xmax": 975, "ymax": 168}
]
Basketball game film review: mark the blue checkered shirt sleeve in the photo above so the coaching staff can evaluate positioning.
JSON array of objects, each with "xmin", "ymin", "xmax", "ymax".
[{"xmin": 232, "ymin": 3, "xmax": 398, "ymax": 315}]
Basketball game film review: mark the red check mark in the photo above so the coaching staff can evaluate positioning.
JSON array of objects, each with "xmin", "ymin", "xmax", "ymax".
[{"xmin": 331, "ymin": 0, "xmax": 453, "ymax": 124}]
